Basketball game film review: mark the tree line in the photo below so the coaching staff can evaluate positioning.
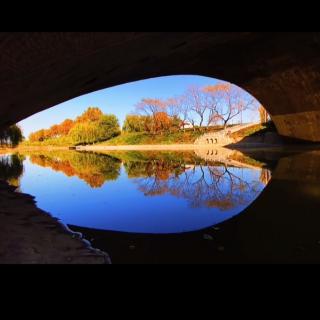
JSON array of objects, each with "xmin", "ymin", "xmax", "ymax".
[
  {"xmin": 29, "ymin": 107, "xmax": 121, "ymax": 145},
  {"xmin": 27, "ymin": 82, "xmax": 270, "ymax": 146},
  {"xmin": 123, "ymin": 82, "xmax": 266, "ymax": 135}
]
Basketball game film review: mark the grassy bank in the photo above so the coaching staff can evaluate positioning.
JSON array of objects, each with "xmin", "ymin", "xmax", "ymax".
[
  {"xmin": 94, "ymin": 124, "xmax": 274, "ymax": 147},
  {"xmin": 20, "ymin": 130, "xmax": 203, "ymax": 147},
  {"xmin": 231, "ymin": 123, "xmax": 276, "ymax": 140},
  {"xmin": 97, "ymin": 130, "xmax": 203, "ymax": 146},
  {"xmin": 7, "ymin": 124, "xmax": 277, "ymax": 150},
  {"xmin": 21, "ymin": 136, "xmax": 72, "ymax": 147}
]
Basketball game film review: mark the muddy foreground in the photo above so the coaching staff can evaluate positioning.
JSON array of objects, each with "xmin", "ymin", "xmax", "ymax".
[{"xmin": 0, "ymin": 181, "xmax": 110, "ymax": 264}]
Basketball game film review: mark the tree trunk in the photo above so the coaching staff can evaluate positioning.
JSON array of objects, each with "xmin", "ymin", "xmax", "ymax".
[{"xmin": 223, "ymin": 122, "xmax": 228, "ymax": 135}]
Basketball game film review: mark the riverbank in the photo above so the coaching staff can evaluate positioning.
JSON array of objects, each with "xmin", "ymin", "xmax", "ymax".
[
  {"xmin": 13, "ymin": 123, "xmax": 282, "ymax": 152},
  {"xmin": 0, "ymin": 146, "xmax": 70, "ymax": 154},
  {"xmin": 3, "ymin": 142, "xmax": 320, "ymax": 154},
  {"xmin": 0, "ymin": 180, "xmax": 110, "ymax": 264}
]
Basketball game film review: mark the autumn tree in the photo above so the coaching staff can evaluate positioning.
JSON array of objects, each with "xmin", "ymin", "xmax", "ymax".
[
  {"xmin": 69, "ymin": 122, "xmax": 102, "ymax": 145},
  {"xmin": 166, "ymin": 97, "xmax": 181, "ymax": 118},
  {"xmin": 28, "ymin": 108, "xmax": 120, "ymax": 145},
  {"xmin": 204, "ymin": 83, "xmax": 257, "ymax": 131},
  {"xmin": 153, "ymin": 112, "xmax": 172, "ymax": 133},
  {"xmin": 184, "ymin": 86, "xmax": 209, "ymax": 130},
  {"xmin": 69, "ymin": 114, "xmax": 120, "ymax": 145},
  {"xmin": 166, "ymin": 97, "xmax": 186, "ymax": 132},
  {"xmin": 49, "ymin": 124, "xmax": 60, "ymax": 138},
  {"xmin": 59, "ymin": 119, "xmax": 74, "ymax": 135},
  {"xmin": 135, "ymin": 99, "xmax": 167, "ymax": 118},
  {"xmin": 123, "ymin": 115, "xmax": 148, "ymax": 133},
  {"xmin": 135, "ymin": 98, "xmax": 169, "ymax": 133},
  {"xmin": 98, "ymin": 114, "xmax": 121, "ymax": 140},
  {"xmin": 175, "ymin": 96, "xmax": 191, "ymax": 131},
  {"xmin": 76, "ymin": 107, "xmax": 103, "ymax": 123}
]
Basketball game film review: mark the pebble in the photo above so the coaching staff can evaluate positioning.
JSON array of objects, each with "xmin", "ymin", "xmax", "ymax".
[{"xmin": 203, "ymin": 234, "xmax": 214, "ymax": 241}]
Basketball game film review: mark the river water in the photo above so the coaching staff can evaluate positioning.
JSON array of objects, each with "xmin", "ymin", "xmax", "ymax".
[{"xmin": 1, "ymin": 148, "xmax": 320, "ymax": 263}]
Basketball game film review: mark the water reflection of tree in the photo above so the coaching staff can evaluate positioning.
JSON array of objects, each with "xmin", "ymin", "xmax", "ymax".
[
  {"xmin": 29, "ymin": 151, "xmax": 121, "ymax": 188},
  {"xmin": 125, "ymin": 160, "xmax": 266, "ymax": 210},
  {"xmin": 0, "ymin": 154, "xmax": 25, "ymax": 188},
  {"xmin": 25, "ymin": 150, "xmax": 270, "ymax": 209}
]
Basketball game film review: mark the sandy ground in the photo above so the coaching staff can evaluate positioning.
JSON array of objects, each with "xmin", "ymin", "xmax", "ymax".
[{"xmin": 0, "ymin": 181, "xmax": 110, "ymax": 264}]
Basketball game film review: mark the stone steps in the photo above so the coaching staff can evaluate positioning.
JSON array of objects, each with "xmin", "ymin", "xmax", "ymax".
[{"xmin": 194, "ymin": 123, "xmax": 259, "ymax": 146}]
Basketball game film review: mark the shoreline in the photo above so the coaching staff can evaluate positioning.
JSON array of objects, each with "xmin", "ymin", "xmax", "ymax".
[
  {"xmin": 0, "ymin": 180, "xmax": 110, "ymax": 264},
  {"xmin": 2, "ymin": 142, "xmax": 320, "ymax": 154},
  {"xmin": 78, "ymin": 144, "xmax": 212, "ymax": 151}
]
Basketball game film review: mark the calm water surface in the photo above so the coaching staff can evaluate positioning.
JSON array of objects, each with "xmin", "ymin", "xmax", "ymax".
[
  {"xmin": 1, "ymin": 150, "xmax": 268, "ymax": 233},
  {"xmin": 1, "ymin": 148, "xmax": 320, "ymax": 263}
]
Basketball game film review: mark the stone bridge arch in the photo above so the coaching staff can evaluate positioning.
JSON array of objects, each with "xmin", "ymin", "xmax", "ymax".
[{"xmin": 1, "ymin": 32, "xmax": 320, "ymax": 141}]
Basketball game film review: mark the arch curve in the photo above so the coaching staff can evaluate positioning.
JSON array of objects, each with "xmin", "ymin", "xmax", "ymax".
[{"xmin": 1, "ymin": 32, "xmax": 320, "ymax": 141}]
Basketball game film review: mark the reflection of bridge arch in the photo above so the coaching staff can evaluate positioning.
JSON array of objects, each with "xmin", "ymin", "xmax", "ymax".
[{"xmin": 1, "ymin": 33, "xmax": 320, "ymax": 141}]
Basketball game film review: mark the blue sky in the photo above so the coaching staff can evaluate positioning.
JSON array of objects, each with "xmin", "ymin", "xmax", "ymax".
[{"xmin": 19, "ymin": 75, "xmax": 258, "ymax": 138}]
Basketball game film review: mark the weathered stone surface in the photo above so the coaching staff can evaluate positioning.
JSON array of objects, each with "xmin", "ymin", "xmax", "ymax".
[{"xmin": 1, "ymin": 32, "xmax": 320, "ymax": 140}]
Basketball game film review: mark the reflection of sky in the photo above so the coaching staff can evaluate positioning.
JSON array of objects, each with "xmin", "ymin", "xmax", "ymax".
[{"xmin": 19, "ymin": 158, "xmax": 267, "ymax": 234}]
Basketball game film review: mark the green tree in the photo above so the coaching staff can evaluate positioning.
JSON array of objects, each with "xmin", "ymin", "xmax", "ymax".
[
  {"xmin": 69, "ymin": 114, "xmax": 120, "ymax": 145},
  {"xmin": 123, "ymin": 115, "xmax": 147, "ymax": 133},
  {"xmin": 28, "ymin": 108, "xmax": 120, "ymax": 145},
  {"xmin": 69, "ymin": 122, "xmax": 100, "ymax": 145},
  {"xmin": 0, "ymin": 125, "xmax": 24, "ymax": 147},
  {"xmin": 98, "ymin": 114, "xmax": 121, "ymax": 140}
]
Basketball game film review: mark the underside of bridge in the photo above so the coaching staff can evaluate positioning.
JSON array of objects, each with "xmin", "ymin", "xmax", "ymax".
[{"xmin": 1, "ymin": 32, "xmax": 320, "ymax": 141}]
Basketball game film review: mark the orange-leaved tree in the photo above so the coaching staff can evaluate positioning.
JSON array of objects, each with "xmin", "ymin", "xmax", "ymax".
[
  {"xmin": 135, "ymin": 98, "xmax": 169, "ymax": 133},
  {"xmin": 76, "ymin": 107, "xmax": 103, "ymax": 123}
]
